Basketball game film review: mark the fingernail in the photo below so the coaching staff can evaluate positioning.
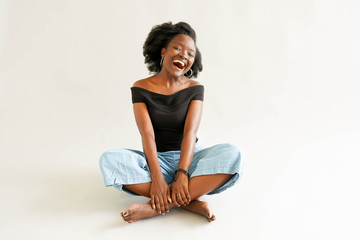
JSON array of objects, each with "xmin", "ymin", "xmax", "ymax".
[
  {"xmin": 158, "ymin": 212, "xmax": 161, "ymax": 215},
  {"xmin": 167, "ymin": 210, "xmax": 169, "ymax": 213},
  {"xmin": 123, "ymin": 211, "xmax": 128, "ymax": 217},
  {"xmin": 207, "ymin": 212, "xmax": 211, "ymax": 218},
  {"xmin": 169, "ymin": 199, "xmax": 172, "ymax": 203},
  {"xmin": 162, "ymin": 213, "xmax": 165, "ymax": 215}
]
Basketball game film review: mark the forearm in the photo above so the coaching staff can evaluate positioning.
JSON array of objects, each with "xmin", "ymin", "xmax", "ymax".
[
  {"xmin": 177, "ymin": 131, "xmax": 197, "ymax": 171},
  {"xmin": 177, "ymin": 100, "xmax": 202, "ymax": 172},
  {"xmin": 172, "ymin": 131, "xmax": 195, "ymax": 206},
  {"xmin": 142, "ymin": 134, "xmax": 171, "ymax": 214},
  {"xmin": 141, "ymin": 134, "xmax": 163, "ymax": 180}
]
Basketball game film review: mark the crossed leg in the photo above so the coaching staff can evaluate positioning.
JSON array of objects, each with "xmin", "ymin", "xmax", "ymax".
[{"xmin": 121, "ymin": 174, "xmax": 232, "ymax": 223}]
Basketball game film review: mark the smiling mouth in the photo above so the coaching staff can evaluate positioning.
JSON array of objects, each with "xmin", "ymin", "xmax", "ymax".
[{"xmin": 173, "ymin": 60, "xmax": 186, "ymax": 70}]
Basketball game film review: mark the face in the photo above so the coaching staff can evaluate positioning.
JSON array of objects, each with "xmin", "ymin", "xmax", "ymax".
[{"xmin": 161, "ymin": 34, "xmax": 196, "ymax": 78}]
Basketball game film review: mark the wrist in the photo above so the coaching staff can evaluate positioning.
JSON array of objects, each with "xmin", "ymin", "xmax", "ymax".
[
  {"xmin": 175, "ymin": 168, "xmax": 190, "ymax": 180},
  {"xmin": 175, "ymin": 173, "xmax": 188, "ymax": 182},
  {"xmin": 151, "ymin": 171, "xmax": 164, "ymax": 181}
]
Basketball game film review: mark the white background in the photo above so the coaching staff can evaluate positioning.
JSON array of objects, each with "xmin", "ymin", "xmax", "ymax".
[{"xmin": 1, "ymin": 0, "xmax": 359, "ymax": 239}]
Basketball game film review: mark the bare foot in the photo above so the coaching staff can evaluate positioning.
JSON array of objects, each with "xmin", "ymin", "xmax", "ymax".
[
  {"xmin": 181, "ymin": 199, "xmax": 216, "ymax": 222},
  {"xmin": 120, "ymin": 201, "xmax": 159, "ymax": 223}
]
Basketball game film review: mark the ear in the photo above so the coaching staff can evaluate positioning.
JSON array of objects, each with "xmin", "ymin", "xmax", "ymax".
[{"xmin": 161, "ymin": 48, "xmax": 166, "ymax": 58}]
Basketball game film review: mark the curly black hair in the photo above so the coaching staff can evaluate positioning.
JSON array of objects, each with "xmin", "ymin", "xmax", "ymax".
[{"xmin": 143, "ymin": 22, "xmax": 203, "ymax": 78}]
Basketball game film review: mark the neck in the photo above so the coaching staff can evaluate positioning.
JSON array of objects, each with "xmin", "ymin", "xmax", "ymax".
[{"xmin": 156, "ymin": 68, "xmax": 185, "ymax": 88}]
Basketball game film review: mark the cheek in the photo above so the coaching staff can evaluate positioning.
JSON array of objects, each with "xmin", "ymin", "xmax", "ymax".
[
  {"xmin": 188, "ymin": 59, "xmax": 195, "ymax": 69},
  {"xmin": 167, "ymin": 48, "xmax": 178, "ymax": 56}
]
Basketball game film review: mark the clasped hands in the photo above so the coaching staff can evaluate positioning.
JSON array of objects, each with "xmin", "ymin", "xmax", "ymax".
[{"xmin": 150, "ymin": 172, "xmax": 191, "ymax": 215}]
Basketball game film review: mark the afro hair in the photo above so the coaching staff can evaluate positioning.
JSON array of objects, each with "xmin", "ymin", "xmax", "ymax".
[{"xmin": 143, "ymin": 22, "xmax": 203, "ymax": 78}]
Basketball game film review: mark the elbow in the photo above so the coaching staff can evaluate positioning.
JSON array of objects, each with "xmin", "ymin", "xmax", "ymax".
[
  {"xmin": 183, "ymin": 128, "xmax": 197, "ymax": 139},
  {"xmin": 139, "ymin": 128, "xmax": 155, "ymax": 140}
]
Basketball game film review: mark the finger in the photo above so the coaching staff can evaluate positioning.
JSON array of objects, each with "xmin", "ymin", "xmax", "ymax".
[
  {"xmin": 163, "ymin": 193, "xmax": 170, "ymax": 213},
  {"xmin": 167, "ymin": 189, "xmax": 172, "ymax": 204},
  {"xmin": 185, "ymin": 191, "xmax": 191, "ymax": 204},
  {"xmin": 177, "ymin": 193, "xmax": 186, "ymax": 206},
  {"xmin": 155, "ymin": 195, "xmax": 162, "ymax": 214},
  {"xmin": 161, "ymin": 191, "xmax": 169, "ymax": 212},
  {"xmin": 180, "ymin": 189, "xmax": 189, "ymax": 205},
  {"xmin": 180, "ymin": 191, "xmax": 189, "ymax": 205},
  {"xmin": 172, "ymin": 191, "xmax": 180, "ymax": 207},
  {"xmin": 158, "ymin": 193, "xmax": 165, "ymax": 214},
  {"xmin": 151, "ymin": 194, "xmax": 155, "ymax": 209}
]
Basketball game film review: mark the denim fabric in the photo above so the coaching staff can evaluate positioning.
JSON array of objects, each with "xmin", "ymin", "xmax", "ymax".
[{"xmin": 99, "ymin": 142, "xmax": 245, "ymax": 195}]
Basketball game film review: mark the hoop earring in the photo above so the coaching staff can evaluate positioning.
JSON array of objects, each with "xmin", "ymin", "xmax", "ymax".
[
  {"xmin": 184, "ymin": 68, "xmax": 193, "ymax": 78},
  {"xmin": 160, "ymin": 57, "xmax": 164, "ymax": 67}
]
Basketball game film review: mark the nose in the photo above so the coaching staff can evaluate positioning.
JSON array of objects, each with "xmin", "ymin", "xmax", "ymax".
[{"xmin": 179, "ymin": 50, "xmax": 187, "ymax": 60}]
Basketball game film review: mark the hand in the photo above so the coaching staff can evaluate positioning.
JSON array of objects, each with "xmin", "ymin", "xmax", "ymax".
[
  {"xmin": 150, "ymin": 177, "xmax": 172, "ymax": 215},
  {"xmin": 171, "ymin": 172, "xmax": 191, "ymax": 207}
]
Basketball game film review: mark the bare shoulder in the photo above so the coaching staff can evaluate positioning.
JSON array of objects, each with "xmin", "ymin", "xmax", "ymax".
[
  {"xmin": 132, "ymin": 76, "xmax": 154, "ymax": 88},
  {"xmin": 188, "ymin": 80, "xmax": 202, "ymax": 87}
]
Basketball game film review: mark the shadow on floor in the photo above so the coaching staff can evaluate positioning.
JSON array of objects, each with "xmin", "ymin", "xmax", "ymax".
[{"xmin": 31, "ymin": 172, "xmax": 213, "ymax": 226}]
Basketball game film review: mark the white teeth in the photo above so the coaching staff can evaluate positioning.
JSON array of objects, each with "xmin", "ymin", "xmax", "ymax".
[{"xmin": 173, "ymin": 60, "xmax": 185, "ymax": 67}]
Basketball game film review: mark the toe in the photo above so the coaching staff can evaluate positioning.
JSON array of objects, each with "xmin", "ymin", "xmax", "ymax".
[
  {"xmin": 121, "ymin": 205, "xmax": 136, "ymax": 218},
  {"xmin": 203, "ymin": 208, "xmax": 213, "ymax": 218},
  {"xmin": 121, "ymin": 210, "xmax": 129, "ymax": 217},
  {"xmin": 208, "ymin": 214, "xmax": 216, "ymax": 222}
]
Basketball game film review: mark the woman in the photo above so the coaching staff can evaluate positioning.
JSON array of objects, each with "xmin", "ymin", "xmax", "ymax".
[{"xmin": 99, "ymin": 22, "xmax": 245, "ymax": 223}]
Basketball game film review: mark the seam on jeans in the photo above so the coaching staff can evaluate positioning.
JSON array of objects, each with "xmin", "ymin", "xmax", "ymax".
[
  {"xmin": 104, "ymin": 176, "xmax": 151, "ymax": 186},
  {"xmin": 190, "ymin": 166, "xmax": 240, "ymax": 176}
]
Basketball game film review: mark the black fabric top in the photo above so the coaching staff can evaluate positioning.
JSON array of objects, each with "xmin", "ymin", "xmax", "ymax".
[{"xmin": 131, "ymin": 85, "xmax": 204, "ymax": 152}]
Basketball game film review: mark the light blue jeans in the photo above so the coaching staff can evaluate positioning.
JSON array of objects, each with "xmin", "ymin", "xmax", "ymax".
[{"xmin": 99, "ymin": 143, "xmax": 245, "ymax": 195}]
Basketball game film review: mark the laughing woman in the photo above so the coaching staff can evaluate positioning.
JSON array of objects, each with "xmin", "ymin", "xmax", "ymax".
[{"xmin": 99, "ymin": 22, "xmax": 245, "ymax": 223}]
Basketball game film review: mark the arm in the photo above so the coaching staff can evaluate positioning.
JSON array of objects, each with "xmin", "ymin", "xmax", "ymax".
[
  {"xmin": 171, "ymin": 99, "xmax": 203, "ymax": 206},
  {"xmin": 133, "ymin": 102, "xmax": 172, "ymax": 214},
  {"xmin": 133, "ymin": 102, "xmax": 161, "ymax": 178}
]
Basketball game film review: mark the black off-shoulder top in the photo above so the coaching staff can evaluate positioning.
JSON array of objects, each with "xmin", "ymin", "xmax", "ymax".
[{"xmin": 131, "ymin": 85, "xmax": 204, "ymax": 152}]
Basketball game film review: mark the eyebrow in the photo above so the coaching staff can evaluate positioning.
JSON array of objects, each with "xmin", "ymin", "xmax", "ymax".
[{"xmin": 172, "ymin": 42, "xmax": 195, "ymax": 53}]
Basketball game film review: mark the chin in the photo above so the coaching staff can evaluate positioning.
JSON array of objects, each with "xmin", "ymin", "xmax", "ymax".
[{"xmin": 167, "ymin": 69, "xmax": 184, "ymax": 78}]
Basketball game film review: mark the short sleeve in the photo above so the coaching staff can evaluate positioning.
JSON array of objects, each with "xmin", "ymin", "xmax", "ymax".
[
  {"xmin": 131, "ymin": 87, "xmax": 146, "ymax": 103},
  {"xmin": 192, "ymin": 85, "xmax": 204, "ymax": 101}
]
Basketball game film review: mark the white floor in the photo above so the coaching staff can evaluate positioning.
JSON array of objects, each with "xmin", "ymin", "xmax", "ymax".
[{"xmin": 1, "ymin": 127, "xmax": 359, "ymax": 240}]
